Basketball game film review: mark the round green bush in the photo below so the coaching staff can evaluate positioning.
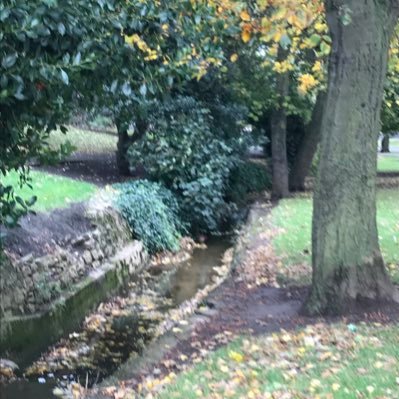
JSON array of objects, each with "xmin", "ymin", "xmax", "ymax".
[{"xmin": 114, "ymin": 180, "xmax": 184, "ymax": 254}]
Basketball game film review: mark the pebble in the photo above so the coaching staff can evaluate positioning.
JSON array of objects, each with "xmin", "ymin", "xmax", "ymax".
[{"xmin": 38, "ymin": 377, "xmax": 46, "ymax": 384}]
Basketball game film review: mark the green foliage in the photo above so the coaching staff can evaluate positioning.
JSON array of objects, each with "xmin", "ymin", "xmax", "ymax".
[
  {"xmin": 115, "ymin": 180, "xmax": 184, "ymax": 253},
  {"xmin": 0, "ymin": 0, "xmax": 117, "ymax": 225},
  {"xmin": 382, "ymin": 56, "xmax": 399, "ymax": 134},
  {"xmin": 128, "ymin": 96, "xmax": 250, "ymax": 233},
  {"xmin": 0, "ymin": 174, "xmax": 36, "ymax": 228},
  {"xmin": 35, "ymin": 274, "xmax": 62, "ymax": 304},
  {"xmin": 1, "ymin": 0, "xmax": 238, "ymax": 227},
  {"xmin": 38, "ymin": 140, "xmax": 77, "ymax": 166},
  {"xmin": 226, "ymin": 161, "xmax": 271, "ymax": 205}
]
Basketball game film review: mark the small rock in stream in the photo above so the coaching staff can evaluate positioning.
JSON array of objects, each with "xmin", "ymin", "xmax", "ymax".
[
  {"xmin": 0, "ymin": 359, "xmax": 19, "ymax": 378},
  {"xmin": 38, "ymin": 377, "xmax": 46, "ymax": 383}
]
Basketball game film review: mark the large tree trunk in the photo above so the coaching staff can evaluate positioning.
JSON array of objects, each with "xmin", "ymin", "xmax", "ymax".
[
  {"xmin": 271, "ymin": 48, "xmax": 290, "ymax": 200},
  {"xmin": 306, "ymin": 0, "xmax": 399, "ymax": 315},
  {"xmin": 381, "ymin": 133, "xmax": 390, "ymax": 153},
  {"xmin": 289, "ymin": 92, "xmax": 327, "ymax": 191}
]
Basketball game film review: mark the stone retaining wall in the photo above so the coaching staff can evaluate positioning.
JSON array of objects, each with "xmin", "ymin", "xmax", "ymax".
[{"xmin": 0, "ymin": 193, "xmax": 147, "ymax": 318}]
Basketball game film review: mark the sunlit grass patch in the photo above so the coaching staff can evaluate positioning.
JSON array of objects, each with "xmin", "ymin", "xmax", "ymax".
[
  {"xmin": 378, "ymin": 153, "xmax": 399, "ymax": 173},
  {"xmin": 49, "ymin": 126, "xmax": 117, "ymax": 154},
  {"xmin": 2, "ymin": 170, "xmax": 97, "ymax": 212}
]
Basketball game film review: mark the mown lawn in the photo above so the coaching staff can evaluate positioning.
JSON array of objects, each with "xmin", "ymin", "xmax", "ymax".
[
  {"xmin": 49, "ymin": 126, "xmax": 117, "ymax": 154},
  {"xmin": 378, "ymin": 154, "xmax": 399, "ymax": 173},
  {"xmin": 155, "ymin": 323, "xmax": 399, "ymax": 399},
  {"xmin": 269, "ymin": 188, "xmax": 399, "ymax": 284},
  {"xmin": 2, "ymin": 170, "xmax": 97, "ymax": 212}
]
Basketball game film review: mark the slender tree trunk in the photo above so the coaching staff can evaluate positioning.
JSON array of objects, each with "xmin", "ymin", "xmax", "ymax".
[
  {"xmin": 115, "ymin": 116, "xmax": 148, "ymax": 176},
  {"xmin": 306, "ymin": 0, "xmax": 399, "ymax": 315},
  {"xmin": 289, "ymin": 92, "xmax": 327, "ymax": 191},
  {"xmin": 116, "ymin": 127, "xmax": 131, "ymax": 176},
  {"xmin": 381, "ymin": 133, "xmax": 390, "ymax": 153},
  {"xmin": 271, "ymin": 48, "xmax": 290, "ymax": 200}
]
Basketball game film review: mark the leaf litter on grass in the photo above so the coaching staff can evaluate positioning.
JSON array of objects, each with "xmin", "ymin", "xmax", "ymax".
[{"xmin": 155, "ymin": 323, "xmax": 399, "ymax": 399}]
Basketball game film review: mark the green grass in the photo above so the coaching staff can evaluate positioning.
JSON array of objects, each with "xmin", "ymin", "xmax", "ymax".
[
  {"xmin": 378, "ymin": 154, "xmax": 399, "ymax": 172},
  {"xmin": 2, "ymin": 170, "xmax": 97, "ymax": 212},
  {"xmin": 390, "ymin": 138, "xmax": 399, "ymax": 147},
  {"xmin": 48, "ymin": 126, "xmax": 117, "ymax": 154},
  {"xmin": 156, "ymin": 323, "xmax": 399, "ymax": 399},
  {"xmin": 270, "ymin": 188, "xmax": 399, "ymax": 284}
]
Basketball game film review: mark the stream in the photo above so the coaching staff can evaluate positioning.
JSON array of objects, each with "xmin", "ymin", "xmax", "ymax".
[{"xmin": 0, "ymin": 238, "xmax": 230, "ymax": 399}]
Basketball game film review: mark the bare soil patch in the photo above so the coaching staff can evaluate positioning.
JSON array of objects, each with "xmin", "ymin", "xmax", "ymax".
[{"xmin": 2, "ymin": 203, "xmax": 92, "ymax": 258}]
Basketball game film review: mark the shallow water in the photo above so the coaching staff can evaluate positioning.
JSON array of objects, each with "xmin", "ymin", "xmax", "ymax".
[
  {"xmin": 0, "ymin": 238, "xmax": 230, "ymax": 399},
  {"xmin": 0, "ymin": 379, "xmax": 58, "ymax": 399}
]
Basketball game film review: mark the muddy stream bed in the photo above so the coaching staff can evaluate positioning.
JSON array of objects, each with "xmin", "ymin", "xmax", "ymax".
[{"xmin": 0, "ymin": 238, "xmax": 231, "ymax": 399}]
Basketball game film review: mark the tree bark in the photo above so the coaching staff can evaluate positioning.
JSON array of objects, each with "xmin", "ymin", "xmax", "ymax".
[
  {"xmin": 289, "ymin": 91, "xmax": 327, "ymax": 191},
  {"xmin": 306, "ymin": 0, "xmax": 399, "ymax": 315},
  {"xmin": 116, "ymin": 127, "xmax": 131, "ymax": 176},
  {"xmin": 271, "ymin": 47, "xmax": 290, "ymax": 200},
  {"xmin": 381, "ymin": 133, "xmax": 390, "ymax": 153},
  {"xmin": 115, "ymin": 116, "xmax": 147, "ymax": 176}
]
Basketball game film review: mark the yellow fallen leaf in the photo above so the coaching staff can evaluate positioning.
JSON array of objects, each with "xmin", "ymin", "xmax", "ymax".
[
  {"xmin": 220, "ymin": 365, "xmax": 229, "ymax": 373},
  {"xmin": 374, "ymin": 361, "xmax": 383, "ymax": 369},
  {"xmin": 241, "ymin": 29, "xmax": 251, "ymax": 43},
  {"xmin": 240, "ymin": 10, "xmax": 251, "ymax": 21},
  {"xmin": 366, "ymin": 386, "xmax": 375, "ymax": 394},
  {"xmin": 332, "ymin": 383, "xmax": 340, "ymax": 391},
  {"xmin": 230, "ymin": 53, "xmax": 238, "ymax": 62},
  {"xmin": 228, "ymin": 350, "xmax": 244, "ymax": 363}
]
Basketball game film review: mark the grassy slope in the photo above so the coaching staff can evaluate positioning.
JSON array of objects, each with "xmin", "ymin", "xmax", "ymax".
[
  {"xmin": 270, "ymin": 188, "xmax": 399, "ymax": 283},
  {"xmin": 49, "ymin": 126, "xmax": 117, "ymax": 154},
  {"xmin": 2, "ymin": 170, "xmax": 97, "ymax": 212},
  {"xmin": 157, "ymin": 323, "xmax": 399, "ymax": 399}
]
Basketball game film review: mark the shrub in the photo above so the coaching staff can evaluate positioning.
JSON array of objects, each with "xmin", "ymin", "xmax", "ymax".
[
  {"xmin": 128, "ymin": 96, "xmax": 251, "ymax": 234},
  {"xmin": 226, "ymin": 161, "xmax": 271, "ymax": 205},
  {"xmin": 114, "ymin": 180, "xmax": 184, "ymax": 253}
]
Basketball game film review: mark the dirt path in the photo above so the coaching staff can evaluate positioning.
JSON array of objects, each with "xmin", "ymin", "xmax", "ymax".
[{"xmin": 36, "ymin": 152, "xmax": 126, "ymax": 187}]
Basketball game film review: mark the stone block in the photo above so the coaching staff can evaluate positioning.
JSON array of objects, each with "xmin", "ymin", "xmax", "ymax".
[
  {"xmin": 91, "ymin": 249, "xmax": 100, "ymax": 261},
  {"xmin": 92, "ymin": 260, "xmax": 101, "ymax": 269},
  {"xmin": 82, "ymin": 251, "xmax": 92, "ymax": 265}
]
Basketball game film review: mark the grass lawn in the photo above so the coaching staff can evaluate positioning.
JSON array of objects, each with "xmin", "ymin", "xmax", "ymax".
[
  {"xmin": 390, "ymin": 138, "xmax": 399, "ymax": 147},
  {"xmin": 270, "ymin": 188, "xmax": 399, "ymax": 284},
  {"xmin": 2, "ymin": 170, "xmax": 97, "ymax": 212},
  {"xmin": 378, "ymin": 154, "xmax": 399, "ymax": 173},
  {"xmin": 155, "ymin": 323, "xmax": 399, "ymax": 399},
  {"xmin": 49, "ymin": 126, "xmax": 117, "ymax": 154}
]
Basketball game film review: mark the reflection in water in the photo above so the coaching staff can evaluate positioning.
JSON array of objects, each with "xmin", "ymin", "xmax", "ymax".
[
  {"xmin": 1, "ymin": 379, "xmax": 57, "ymax": 399},
  {"xmin": 170, "ymin": 239, "xmax": 230, "ymax": 305}
]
